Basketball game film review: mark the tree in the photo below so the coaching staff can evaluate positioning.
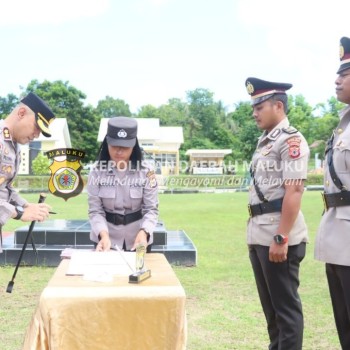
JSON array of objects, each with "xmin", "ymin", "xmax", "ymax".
[
  {"xmin": 156, "ymin": 99, "xmax": 188, "ymax": 126},
  {"xmin": 96, "ymin": 96, "xmax": 131, "ymax": 118},
  {"xmin": 137, "ymin": 104, "xmax": 160, "ymax": 119},
  {"xmin": 309, "ymin": 97, "xmax": 344, "ymax": 158},
  {"xmin": 24, "ymin": 80, "xmax": 100, "ymax": 163},
  {"xmin": 0, "ymin": 93, "xmax": 19, "ymax": 119},
  {"xmin": 32, "ymin": 153, "xmax": 50, "ymax": 175},
  {"xmin": 287, "ymin": 95, "xmax": 315, "ymax": 143},
  {"xmin": 228, "ymin": 101, "xmax": 260, "ymax": 161},
  {"xmin": 186, "ymin": 88, "xmax": 218, "ymax": 139}
]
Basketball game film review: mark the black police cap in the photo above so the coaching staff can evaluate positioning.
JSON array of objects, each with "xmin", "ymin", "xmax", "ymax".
[
  {"xmin": 338, "ymin": 37, "xmax": 350, "ymax": 74},
  {"xmin": 245, "ymin": 77, "xmax": 292, "ymax": 106},
  {"xmin": 21, "ymin": 92, "xmax": 55, "ymax": 137}
]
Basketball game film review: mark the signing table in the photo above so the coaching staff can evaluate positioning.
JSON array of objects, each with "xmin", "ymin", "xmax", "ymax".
[{"xmin": 22, "ymin": 253, "xmax": 187, "ymax": 350}]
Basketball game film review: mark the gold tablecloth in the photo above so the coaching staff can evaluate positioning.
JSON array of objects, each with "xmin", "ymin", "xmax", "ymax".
[{"xmin": 22, "ymin": 254, "xmax": 187, "ymax": 350}]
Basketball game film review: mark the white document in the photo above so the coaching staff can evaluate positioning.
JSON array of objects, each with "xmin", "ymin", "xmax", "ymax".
[{"xmin": 66, "ymin": 250, "xmax": 136, "ymax": 277}]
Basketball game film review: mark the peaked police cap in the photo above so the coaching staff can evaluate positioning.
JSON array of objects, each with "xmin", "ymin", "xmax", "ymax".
[{"xmin": 245, "ymin": 77, "xmax": 292, "ymax": 106}]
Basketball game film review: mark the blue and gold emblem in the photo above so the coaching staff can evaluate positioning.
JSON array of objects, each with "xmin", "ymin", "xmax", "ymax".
[{"xmin": 46, "ymin": 148, "xmax": 85, "ymax": 201}]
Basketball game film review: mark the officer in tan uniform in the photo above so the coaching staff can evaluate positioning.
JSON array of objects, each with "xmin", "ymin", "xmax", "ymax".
[
  {"xmin": 245, "ymin": 77, "xmax": 309, "ymax": 350},
  {"xmin": 315, "ymin": 37, "xmax": 350, "ymax": 350},
  {"xmin": 0, "ymin": 92, "xmax": 55, "ymax": 252},
  {"xmin": 87, "ymin": 117, "xmax": 158, "ymax": 252}
]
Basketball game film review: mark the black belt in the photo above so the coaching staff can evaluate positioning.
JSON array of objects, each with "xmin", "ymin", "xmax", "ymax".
[
  {"xmin": 105, "ymin": 210, "xmax": 142, "ymax": 225},
  {"xmin": 248, "ymin": 198, "xmax": 283, "ymax": 218},
  {"xmin": 321, "ymin": 191, "xmax": 350, "ymax": 211}
]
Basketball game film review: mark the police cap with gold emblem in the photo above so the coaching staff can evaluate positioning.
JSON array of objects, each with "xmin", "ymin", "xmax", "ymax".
[
  {"xmin": 106, "ymin": 117, "xmax": 138, "ymax": 147},
  {"xmin": 337, "ymin": 36, "xmax": 350, "ymax": 74},
  {"xmin": 245, "ymin": 77, "xmax": 292, "ymax": 106},
  {"xmin": 21, "ymin": 92, "xmax": 55, "ymax": 137}
]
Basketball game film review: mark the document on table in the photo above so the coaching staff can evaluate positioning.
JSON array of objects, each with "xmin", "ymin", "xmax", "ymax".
[{"xmin": 66, "ymin": 250, "xmax": 136, "ymax": 277}]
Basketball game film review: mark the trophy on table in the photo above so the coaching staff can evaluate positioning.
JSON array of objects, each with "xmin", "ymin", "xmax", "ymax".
[{"xmin": 129, "ymin": 243, "xmax": 151, "ymax": 283}]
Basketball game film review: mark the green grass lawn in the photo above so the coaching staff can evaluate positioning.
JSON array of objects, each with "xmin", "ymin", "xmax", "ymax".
[{"xmin": 0, "ymin": 191, "xmax": 341, "ymax": 350}]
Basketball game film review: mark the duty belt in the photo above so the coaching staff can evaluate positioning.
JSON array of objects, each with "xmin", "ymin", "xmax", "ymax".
[
  {"xmin": 105, "ymin": 210, "xmax": 142, "ymax": 225},
  {"xmin": 248, "ymin": 198, "xmax": 283, "ymax": 218},
  {"xmin": 321, "ymin": 191, "xmax": 350, "ymax": 211}
]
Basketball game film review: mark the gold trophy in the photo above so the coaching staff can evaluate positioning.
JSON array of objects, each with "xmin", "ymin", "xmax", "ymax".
[{"xmin": 129, "ymin": 243, "xmax": 151, "ymax": 283}]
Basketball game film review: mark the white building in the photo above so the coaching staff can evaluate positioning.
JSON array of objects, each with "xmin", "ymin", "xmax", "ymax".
[
  {"xmin": 185, "ymin": 149, "xmax": 232, "ymax": 175},
  {"xmin": 97, "ymin": 118, "xmax": 184, "ymax": 175},
  {"xmin": 19, "ymin": 118, "xmax": 71, "ymax": 175}
]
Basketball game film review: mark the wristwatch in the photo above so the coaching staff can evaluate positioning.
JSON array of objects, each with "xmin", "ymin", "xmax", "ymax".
[
  {"xmin": 14, "ymin": 206, "xmax": 24, "ymax": 220},
  {"xmin": 273, "ymin": 234, "xmax": 288, "ymax": 245}
]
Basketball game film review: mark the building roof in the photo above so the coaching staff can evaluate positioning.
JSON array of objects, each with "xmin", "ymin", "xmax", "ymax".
[{"xmin": 185, "ymin": 149, "xmax": 232, "ymax": 157}]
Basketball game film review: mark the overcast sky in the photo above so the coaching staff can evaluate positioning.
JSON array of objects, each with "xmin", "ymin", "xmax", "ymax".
[{"xmin": 1, "ymin": 0, "xmax": 349, "ymax": 113}]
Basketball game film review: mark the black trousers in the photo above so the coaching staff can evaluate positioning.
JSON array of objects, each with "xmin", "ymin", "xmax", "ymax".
[
  {"xmin": 249, "ymin": 243, "xmax": 306, "ymax": 350},
  {"xmin": 326, "ymin": 263, "xmax": 350, "ymax": 350}
]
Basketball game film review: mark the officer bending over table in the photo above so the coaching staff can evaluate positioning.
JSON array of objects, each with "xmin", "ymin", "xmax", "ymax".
[{"xmin": 87, "ymin": 117, "xmax": 158, "ymax": 253}]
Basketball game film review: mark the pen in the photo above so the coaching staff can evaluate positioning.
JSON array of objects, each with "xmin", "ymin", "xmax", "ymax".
[{"xmin": 114, "ymin": 244, "xmax": 135, "ymax": 273}]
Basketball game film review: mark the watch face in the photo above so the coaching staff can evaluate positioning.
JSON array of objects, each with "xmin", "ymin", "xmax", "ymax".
[
  {"xmin": 15, "ymin": 206, "xmax": 24, "ymax": 220},
  {"xmin": 274, "ymin": 234, "xmax": 284, "ymax": 244},
  {"xmin": 16, "ymin": 206, "xmax": 24, "ymax": 214}
]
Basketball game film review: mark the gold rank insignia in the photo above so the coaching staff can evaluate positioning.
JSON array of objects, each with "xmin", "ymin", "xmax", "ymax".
[
  {"xmin": 261, "ymin": 143, "xmax": 273, "ymax": 156},
  {"xmin": 0, "ymin": 176, "xmax": 5, "ymax": 185},
  {"xmin": 3, "ymin": 127, "xmax": 11, "ymax": 140},
  {"xmin": 246, "ymin": 81, "xmax": 254, "ymax": 95},
  {"xmin": 2, "ymin": 165, "xmax": 12, "ymax": 173},
  {"xmin": 340, "ymin": 44, "xmax": 345, "ymax": 59},
  {"xmin": 338, "ymin": 128, "xmax": 343, "ymax": 134},
  {"xmin": 146, "ymin": 170, "xmax": 157, "ymax": 188}
]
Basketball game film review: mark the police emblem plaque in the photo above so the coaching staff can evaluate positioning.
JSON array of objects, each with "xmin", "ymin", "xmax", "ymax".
[
  {"xmin": 129, "ymin": 243, "xmax": 151, "ymax": 283},
  {"xmin": 46, "ymin": 148, "xmax": 85, "ymax": 201}
]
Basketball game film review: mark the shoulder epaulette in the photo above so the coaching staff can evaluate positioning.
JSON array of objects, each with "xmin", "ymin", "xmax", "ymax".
[{"xmin": 282, "ymin": 126, "xmax": 298, "ymax": 134}]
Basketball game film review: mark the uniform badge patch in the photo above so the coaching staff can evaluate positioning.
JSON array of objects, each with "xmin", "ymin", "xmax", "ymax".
[
  {"xmin": 287, "ymin": 137, "xmax": 301, "ymax": 158},
  {"xmin": 46, "ymin": 148, "xmax": 85, "ymax": 201},
  {"xmin": 146, "ymin": 170, "xmax": 157, "ymax": 188},
  {"xmin": 3, "ymin": 127, "xmax": 11, "ymax": 140}
]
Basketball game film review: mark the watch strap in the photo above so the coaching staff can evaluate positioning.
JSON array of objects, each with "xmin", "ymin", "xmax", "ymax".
[{"xmin": 14, "ymin": 206, "xmax": 24, "ymax": 220}]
